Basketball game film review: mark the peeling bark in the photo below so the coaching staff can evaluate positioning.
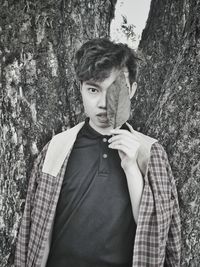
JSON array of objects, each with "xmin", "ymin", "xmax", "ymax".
[
  {"xmin": 0, "ymin": 0, "xmax": 116, "ymax": 266},
  {"xmin": 131, "ymin": 0, "xmax": 200, "ymax": 265}
]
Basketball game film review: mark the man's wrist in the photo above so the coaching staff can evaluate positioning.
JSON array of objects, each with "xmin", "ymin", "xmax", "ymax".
[
  {"xmin": 124, "ymin": 162, "xmax": 144, "ymax": 185},
  {"xmin": 123, "ymin": 161, "xmax": 140, "ymax": 175}
]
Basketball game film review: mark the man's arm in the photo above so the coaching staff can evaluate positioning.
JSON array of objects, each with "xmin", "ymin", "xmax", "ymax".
[
  {"xmin": 163, "ymin": 151, "xmax": 181, "ymax": 266},
  {"xmin": 108, "ymin": 128, "xmax": 143, "ymax": 224},
  {"xmin": 150, "ymin": 143, "xmax": 181, "ymax": 267},
  {"xmin": 164, "ymin": 198, "xmax": 181, "ymax": 267},
  {"xmin": 14, "ymin": 142, "xmax": 49, "ymax": 267},
  {"xmin": 122, "ymin": 163, "xmax": 144, "ymax": 223}
]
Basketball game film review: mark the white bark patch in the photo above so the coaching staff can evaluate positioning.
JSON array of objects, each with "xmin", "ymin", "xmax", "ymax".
[
  {"xmin": 31, "ymin": 141, "xmax": 39, "ymax": 155},
  {"xmin": 2, "ymin": 125, "xmax": 9, "ymax": 140},
  {"xmin": 36, "ymin": 15, "xmax": 46, "ymax": 45},
  {"xmin": 47, "ymin": 42, "xmax": 58, "ymax": 77},
  {"xmin": 19, "ymin": 86, "xmax": 23, "ymax": 97},
  {"xmin": 30, "ymin": 102, "xmax": 37, "ymax": 122}
]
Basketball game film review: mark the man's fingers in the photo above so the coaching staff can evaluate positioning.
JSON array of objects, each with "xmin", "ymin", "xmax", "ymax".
[
  {"xmin": 108, "ymin": 135, "xmax": 140, "ymax": 149},
  {"xmin": 109, "ymin": 129, "xmax": 139, "ymax": 141},
  {"xmin": 108, "ymin": 139, "xmax": 129, "ymax": 149},
  {"xmin": 108, "ymin": 143, "xmax": 130, "ymax": 156},
  {"xmin": 108, "ymin": 134, "xmax": 138, "ymax": 143},
  {"xmin": 108, "ymin": 135, "xmax": 124, "ymax": 142},
  {"xmin": 108, "ymin": 140, "xmax": 139, "ymax": 157}
]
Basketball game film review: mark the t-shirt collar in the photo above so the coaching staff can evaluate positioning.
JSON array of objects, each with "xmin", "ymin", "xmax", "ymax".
[{"xmin": 82, "ymin": 117, "xmax": 130, "ymax": 139}]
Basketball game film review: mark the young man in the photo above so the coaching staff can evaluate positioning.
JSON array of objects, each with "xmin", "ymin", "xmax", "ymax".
[{"xmin": 15, "ymin": 38, "xmax": 181, "ymax": 267}]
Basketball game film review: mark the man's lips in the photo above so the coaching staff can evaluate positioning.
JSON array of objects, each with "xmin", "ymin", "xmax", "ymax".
[{"xmin": 96, "ymin": 112, "xmax": 107, "ymax": 117}]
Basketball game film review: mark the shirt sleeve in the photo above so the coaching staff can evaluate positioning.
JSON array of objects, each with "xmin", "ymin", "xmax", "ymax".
[
  {"xmin": 162, "ymin": 147, "xmax": 181, "ymax": 267},
  {"xmin": 14, "ymin": 142, "xmax": 50, "ymax": 267}
]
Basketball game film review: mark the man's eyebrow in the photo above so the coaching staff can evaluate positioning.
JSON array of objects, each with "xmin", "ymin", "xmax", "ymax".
[{"xmin": 85, "ymin": 81, "xmax": 101, "ymax": 89}]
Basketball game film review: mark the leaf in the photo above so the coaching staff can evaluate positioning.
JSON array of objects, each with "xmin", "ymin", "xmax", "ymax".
[{"xmin": 106, "ymin": 71, "xmax": 131, "ymax": 128}]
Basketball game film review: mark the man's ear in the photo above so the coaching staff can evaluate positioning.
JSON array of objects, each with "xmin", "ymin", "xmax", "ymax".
[{"xmin": 129, "ymin": 82, "xmax": 137, "ymax": 99}]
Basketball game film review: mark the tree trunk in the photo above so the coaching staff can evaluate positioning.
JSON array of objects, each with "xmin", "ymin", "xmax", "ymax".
[
  {"xmin": 0, "ymin": 0, "xmax": 116, "ymax": 266},
  {"xmin": 131, "ymin": 0, "xmax": 200, "ymax": 265}
]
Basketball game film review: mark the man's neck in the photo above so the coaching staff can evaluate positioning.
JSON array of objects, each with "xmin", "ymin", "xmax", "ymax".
[{"xmin": 89, "ymin": 119, "xmax": 113, "ymax": 136}]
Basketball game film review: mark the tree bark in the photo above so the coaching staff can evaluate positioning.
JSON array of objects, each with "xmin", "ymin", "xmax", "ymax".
[
  {"xmin": 0, "ymin": 0, "xmax": 116, "ymax": 266},
  {"xmin": 131, "ymin": 0, "xmax": 200, "ymax": 265}
]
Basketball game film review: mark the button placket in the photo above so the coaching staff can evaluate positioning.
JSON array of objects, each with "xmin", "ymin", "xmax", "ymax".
[
  {"xmin": 102, "ymin": 137, "xmax": 108, "ymax": 160},
  {"xmin": 98, "ymin": 137, "xmax": 109, "ymax": 175}
]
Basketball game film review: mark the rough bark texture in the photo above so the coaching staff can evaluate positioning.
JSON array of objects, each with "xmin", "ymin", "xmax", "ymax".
[
  {"xmin": 0, "ymin": 0, "xmax": 116, "ymax": 266},
  {"xmin": 131, "ymin": 0, "xmax": 200, "ymax": 265}
]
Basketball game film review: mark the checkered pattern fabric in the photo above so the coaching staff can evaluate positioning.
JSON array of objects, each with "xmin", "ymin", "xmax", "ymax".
[
  {"xmin": 132, "ymin": 142, "xmax": 181, "ymax": 266},
  {"xmin": 14, "ymin": 141, "xmax": 181, "ymax": 267}
]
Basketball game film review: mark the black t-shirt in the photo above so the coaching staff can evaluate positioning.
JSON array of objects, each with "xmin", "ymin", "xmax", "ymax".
[{"xmin": 46, "ymin": 119, "xmax": 136, "ymax": 267}]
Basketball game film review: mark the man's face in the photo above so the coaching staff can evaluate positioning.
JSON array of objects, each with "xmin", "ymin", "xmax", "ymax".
[{"xmin": 80, "ymin": 68, "xmax": 136, "ymax": 135}]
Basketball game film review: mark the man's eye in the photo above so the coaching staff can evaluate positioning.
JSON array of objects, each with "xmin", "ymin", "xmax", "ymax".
[{"xmin": 88, "ymin": 88, "xmax": 98, "ymax": 93}]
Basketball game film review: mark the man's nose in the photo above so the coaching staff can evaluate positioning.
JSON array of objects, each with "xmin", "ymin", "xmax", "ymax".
[{"xmin": 98, "ymin": 92, "xmax": 107, "ymax": 109}]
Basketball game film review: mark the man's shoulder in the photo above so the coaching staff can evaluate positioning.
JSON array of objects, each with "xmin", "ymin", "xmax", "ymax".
[
  {"xmin": 149, "ymin": 141, "xmax": 168, "ymax": 160},
  {"xmin": 38, "ymin": 122, "xmax": 84, "ymax": 159},
  {"xmin": 125, "ymin": 122, "xmax": 158, "ymax": 145},
  {"xmin": 41, "ymin": 121, "xmax": 85, "ymax": 176},
  {"xmin": 51, "ymin": 121, "xmax": 85, "ymax": 140},
  {"xmin": 125, "ymin": 123, "xmax": 158, "ymax": 175},
  {"xmin": 125, "ymin": 122, "xmax": 168, "ymax": 157}
]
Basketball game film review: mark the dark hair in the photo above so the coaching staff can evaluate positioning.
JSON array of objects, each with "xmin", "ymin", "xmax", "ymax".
[{"xmin": 74, "ymin": 38, "xmax": 139, "ymax": 86}]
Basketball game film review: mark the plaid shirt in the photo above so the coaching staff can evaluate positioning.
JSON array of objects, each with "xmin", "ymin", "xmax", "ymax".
[{"xmin": 14, "ymin": 123, "xmax": 181, "ymax": 267}]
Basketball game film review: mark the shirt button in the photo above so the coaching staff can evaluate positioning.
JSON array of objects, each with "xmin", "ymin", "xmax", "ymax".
[
  {"xmin": 103, "ymin": 153, "xmax": 108, "ymax": 159},
  {"xmin": 103, "ymin": 138, "xmax": 107, "ymax": 142}
]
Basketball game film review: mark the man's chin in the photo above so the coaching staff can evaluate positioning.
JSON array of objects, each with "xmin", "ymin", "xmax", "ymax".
[
  {"xmin": 96, "ymin": 118, "xmax": 111, "ymax": 128},
  {"xmin": 90, "ymin": 118, "xmax": 111, "ymax": 131},
  {"xmin": 96, "ymin": 115, "xmax": 108, "ymax": 123},
  {"xmin": 98, "ymin": 123, "xmax": 111, "ymax": 129}
]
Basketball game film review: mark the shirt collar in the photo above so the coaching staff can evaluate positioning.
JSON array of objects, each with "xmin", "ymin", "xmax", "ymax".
[{"xmin": 80, "ymin": 117, "xmax": 130, "ymax": 140}]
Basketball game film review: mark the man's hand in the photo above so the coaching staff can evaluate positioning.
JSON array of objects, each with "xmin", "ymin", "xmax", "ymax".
[{"xmin": 108, "ymin": 128, "xmax": 140, "ymax": 171}]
